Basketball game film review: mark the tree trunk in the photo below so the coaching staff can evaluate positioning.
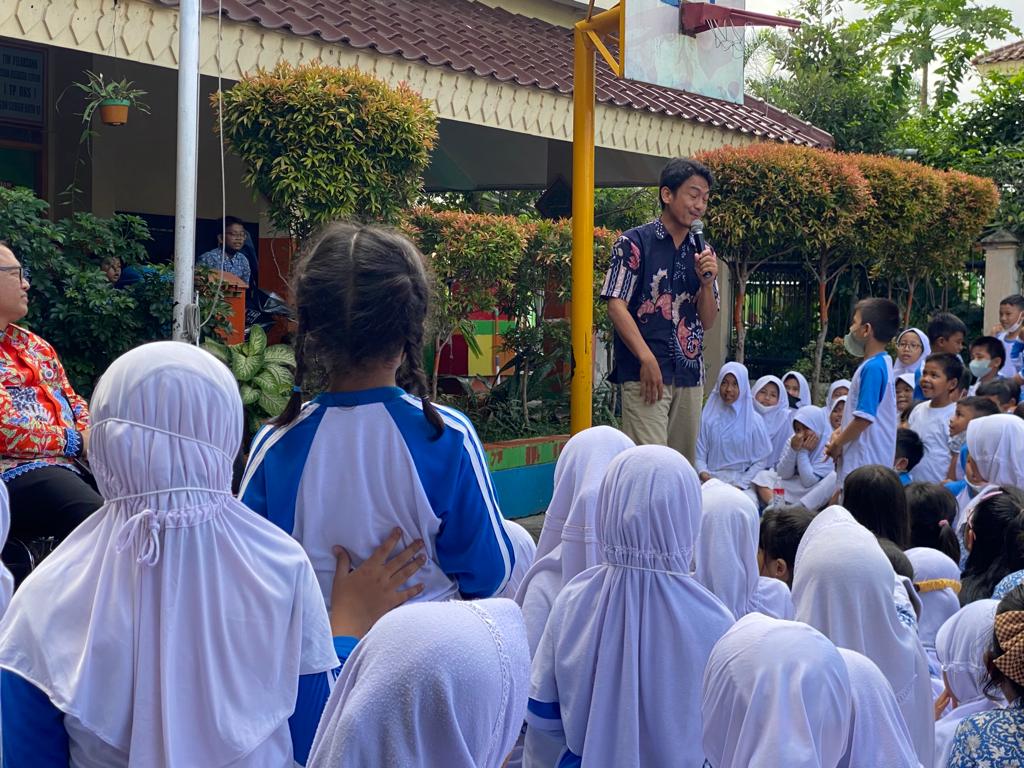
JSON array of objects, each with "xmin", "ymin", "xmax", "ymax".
[
  {"xmin": 904, "ymin": 277, "xmax": 917, "ymax": 327},
  {"xmin": 732, "ymin": 265, "xmax": 747, "ymax": 363},
  {"xmin": 920, "ymin": 59, "xmax": 929, "ymax": 112},
  {"xmin": 432, "ymin": 331, "xmax": 444, "ymax": 400},
  {"xmin": 812, "ymin": 277, "xmax": 830, "ymax": 404},
  {"xmin": 522, "ymin": 359, "xmax": 530, "ymax": 426}
]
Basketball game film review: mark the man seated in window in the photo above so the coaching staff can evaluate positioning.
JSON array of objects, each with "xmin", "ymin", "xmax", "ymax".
[
  {"xmin": 0, "ymin": 241, "xmax": 102, "ymax": 544},
  {"xmin": 197, "ymin": 216, "xmax": 251, "ymax": 287}
]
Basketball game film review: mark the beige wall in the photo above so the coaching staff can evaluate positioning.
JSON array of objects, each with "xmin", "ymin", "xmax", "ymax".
[{"xmin": 977, "ymin": 60, "xmax": 1023, "ymax": 77}]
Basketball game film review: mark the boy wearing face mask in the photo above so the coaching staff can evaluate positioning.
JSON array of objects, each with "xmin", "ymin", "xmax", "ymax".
[
  {"xmin": 967, "ymin": 336, "xmax": 1006, "ymax": 396},
  {"xmin": 991, "ymin": 294, "xmax": 1024, "ymax": 380},
  {"xmin": 825, "ymin": 298, "xmax": 900, "ymax": 486}
]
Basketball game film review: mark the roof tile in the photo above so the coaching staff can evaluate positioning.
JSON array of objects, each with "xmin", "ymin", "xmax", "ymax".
[
  {"xmin": 973, "ymin": 38, "xmax": 1024, "ymax": 65},
  {"xmin": 159, "ymin": 0, "xmax": 832, "ymax": 147}
]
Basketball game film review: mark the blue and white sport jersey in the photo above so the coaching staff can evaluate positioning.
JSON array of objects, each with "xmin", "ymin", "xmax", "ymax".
[
  {"xmin": 839, "ymin": 351, "xmax": 897, "ymax": 484},
  {"xmin": 240, "ymin": 387, "xmax": 514, "ymax": 604},
  {"xmin": 996, "ymin": 330, "xmax": 1022, "ymax": 379}
]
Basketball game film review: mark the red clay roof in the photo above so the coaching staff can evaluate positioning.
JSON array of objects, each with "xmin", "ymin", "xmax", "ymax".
[
  {"xmin": 161, "ymin": 0, "xmax": 833, "ymax": 147},
  {"xmin": 974, "ymin": 38, "xmax": 1024, "ymax": 65}
]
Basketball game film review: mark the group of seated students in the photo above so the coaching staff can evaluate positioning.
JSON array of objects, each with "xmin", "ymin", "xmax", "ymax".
[{"xmin": 1, "ymin": 225, "xmax": 1024, "ymax": 767}]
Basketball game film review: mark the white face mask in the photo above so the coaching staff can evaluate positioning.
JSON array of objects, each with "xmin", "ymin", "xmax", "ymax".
[{"xmin": 1007, "ymin": 313, "xmax": 1024, "ymax": 334}]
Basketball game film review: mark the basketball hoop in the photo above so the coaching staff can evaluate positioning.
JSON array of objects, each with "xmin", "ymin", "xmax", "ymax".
[{"xmin": 680, "ymin": 2, "xmax": 800, "ymax": 57}]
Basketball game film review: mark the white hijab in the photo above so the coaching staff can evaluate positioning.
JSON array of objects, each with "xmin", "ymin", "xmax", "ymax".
[
  {"xmin": 837, "ymin": 649, "xmax": 921, "ymax": 768},
  {"xmin": 515, "ymin": 427, "xmax": 633, "ymax": 655},
  {"xmin": 527, "ymin": 445, "xmax": 734, "ymax": 767},
  {"xmin": 697, "ymin": 483, "xmax": 794, "ymax": 620},
  {"xmin": 827, "ymin": 379, "xmax": 852, "ymax": 408},
  {"xmin": 957, "ymin": 415, "xmax": 1024, "ymax": 531},
  {"xmin": 905, "ymin": 548, "xmax": 962, "ymax": 654},
  {"xmin": 792, "ymin": 506, "xmax": 934, "ymax": 767},
  {"xmin": 934, "ymin": 600, "xmax": 1001, "ymax": 768},
  {"xmin": 0, "ymin": 342, "xmax": 337, "ymax": 767},
  {"xmin": 0, "ymin": 482, "xmax": 12, "ymax": 616},
  {"xmin": 308, "ymin": 598, "xmax": 529, "ymax": 768},
  {"xmin": 700, "ymin": 362, "xmax": 772, "ymax": 471},
  {"xmin": 701, "ymin": 613, "xmax": 852, "ymax": 768},
  {"xmin": 793, "ymin": 404, "xmax": 835, "ymax": 477},
  {"xmin": 894, "ymin": 329, "xmax": 931, "ymax": 378},
  {"xmin": 499, "ymin": 520, "xmax": 536, "ymax": 599},
  {"xmin": 753, "ymin": 375, "xmax": 791, "ymax": 465},
  {"xmin": 533, "ymin": 426, "xmax": 636, "ymax": 561},
  {"xmin": 783, "ymin": 370, "xmax": 813, "ymax": 408}
]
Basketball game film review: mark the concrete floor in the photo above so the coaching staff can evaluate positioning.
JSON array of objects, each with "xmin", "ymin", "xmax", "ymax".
[{"xmin": 515, "ymin": 513, "xmax": 545, "ymax": 542}]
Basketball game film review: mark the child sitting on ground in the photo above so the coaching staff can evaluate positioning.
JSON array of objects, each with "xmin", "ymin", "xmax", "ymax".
[
  {"xmin": 752, "ymin": 406, "xmax": 833, "ymax": 507},
  {"xmin": 945, "ymin": 396, "xmax": 1001, "ymax": 483},
  {"xmin": 757, "ymin": 503, "xmax": 815, "ymax": 587},
  {"xmin": 905, "ymin": 481, "xmax": 961, "ymax": 564},
  {"xmin": 695, "ymin": 362, "xmax": 771, "ymax": 492}
]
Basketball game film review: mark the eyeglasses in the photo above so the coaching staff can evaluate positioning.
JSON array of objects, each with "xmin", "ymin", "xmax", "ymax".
[
  {"xmin": 896, "ymin": 341, "xmax": 922, "ymax": 351},
  {"xmin": 0, "ymin": 266, "xmax": 30, "ymax": 283}
]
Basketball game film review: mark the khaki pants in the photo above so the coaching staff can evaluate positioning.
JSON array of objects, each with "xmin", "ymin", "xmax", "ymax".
[{"xmin": 620, "ymin": 381, "xmax": 703, "ymax": 464}]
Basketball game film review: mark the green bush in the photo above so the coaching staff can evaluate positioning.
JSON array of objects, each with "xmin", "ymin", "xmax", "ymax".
[
  {"xmin": 216, "ymin": 63, "xmax": 438, "ymax": 241},
  {"xmin": 0, "ymin": 186, "xmax": 228, "ymax": 396},
  {"xmin": 791, "ymin": 337, "xmax": 858, "ymax": 402}
]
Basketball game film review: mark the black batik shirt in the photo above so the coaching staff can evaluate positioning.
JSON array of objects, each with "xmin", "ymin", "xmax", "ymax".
[{"xmin": 600, "ymin": 218, "xmax": 719, "ymax": 388}]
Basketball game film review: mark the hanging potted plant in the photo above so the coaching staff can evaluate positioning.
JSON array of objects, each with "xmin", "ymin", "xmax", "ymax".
[{"xmin": 72, "ymin": 70, "xmax": 150, "ymax": 127}]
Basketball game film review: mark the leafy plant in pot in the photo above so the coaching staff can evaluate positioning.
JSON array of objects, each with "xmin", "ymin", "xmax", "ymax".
[{"xmin": 72, "ymin": 70, "xmax": 150, "ymax": 129}]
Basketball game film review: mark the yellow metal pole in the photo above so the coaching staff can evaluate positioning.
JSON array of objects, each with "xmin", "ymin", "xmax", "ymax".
[{"xmin": 570, "ymin": 23, "xmax": 595, "ymax": 434}]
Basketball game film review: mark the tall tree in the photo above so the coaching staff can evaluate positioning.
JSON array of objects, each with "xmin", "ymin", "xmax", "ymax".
[
  {"xmin": 859, "ymin": 0, "xmax": 1018, "ymax": 112},
  {"xmin": 747, "ymin": 0, "xmax": 913, "ymax": 153}
]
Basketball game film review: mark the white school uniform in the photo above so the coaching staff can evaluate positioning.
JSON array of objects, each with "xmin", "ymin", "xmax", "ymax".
[
  {"xmin": 696, "ymin": 362, "xmax": 772, "ymax": 490},
  {"xmin": 908, "ymin": 400, "xmax": 956, "ymax": 483},
  {"xmin": 956, "ymin": 415, "xmax": 1024, "ymax": 530},
  {"xmin": 773, "ymin": 405, "xmax": 835, "ymax": 504},
  {"xmin": 838, "ymin": 351, "xmax": 897, "ymax": 485},
  {"xmin": 996, "ymin": 329, "xmax": 1020, "ymax": 379}
]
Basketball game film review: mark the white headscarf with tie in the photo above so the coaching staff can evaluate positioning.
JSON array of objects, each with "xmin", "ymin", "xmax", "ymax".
[
  {"xmin": 0, "ymin": 342, "xmax": 337, "ymax": 767},
  {"xmin": 783, "ymin": 370, "xmax": 813, "ymax": 409},
  {"xmin": 893, "ymin": 329, "xmax": 931, "ymax": 378},
  {"xmin": 527, "ymin": 446, "xmax": 734, "ymax": 766}
]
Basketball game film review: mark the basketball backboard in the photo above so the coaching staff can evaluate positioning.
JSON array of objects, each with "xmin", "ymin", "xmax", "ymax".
[{"xmin": 622, "ymin": 0, "xmax": 746, "ymax": 104}]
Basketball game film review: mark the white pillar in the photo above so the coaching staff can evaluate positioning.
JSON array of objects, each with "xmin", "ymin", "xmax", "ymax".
[
  {"xmin": 982, "ymin": 229, "xmax": 1022, "ymax": 333},
  {"xmin": 172, "ymin": 0, "xmax": 201, "ymax": 342}
]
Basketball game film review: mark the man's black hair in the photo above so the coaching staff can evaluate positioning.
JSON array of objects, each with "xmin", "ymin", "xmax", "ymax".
[
  {"xmin": 924, "ymin": 352, "xmax": 965, "ymax": 383},
  {"xmin": 223, "ymin": 215, "xmax": 245, "ymax": 229},
  {"xmin": 854, "ymin": 298, "xmax": 900, "ymax": 343},
  {"xmin": 658, "ymin": 158, "xmax": 714, "ymax": 210},
  {"xmin": 970, "ymin": 336, "xmax": 1007, "ymax": 370},
  {"xmin": 927, "ymin": 312, "xmax": 968, "ymax": 345},
  {"xmin": 895, "ymin": 427, "xmax": 924, "ymax": 472}
]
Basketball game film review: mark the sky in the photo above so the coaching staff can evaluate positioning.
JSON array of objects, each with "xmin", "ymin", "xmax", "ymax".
[{"xmin": 745, "ymin": 0, "xmax": 1024, "ymax": 100}]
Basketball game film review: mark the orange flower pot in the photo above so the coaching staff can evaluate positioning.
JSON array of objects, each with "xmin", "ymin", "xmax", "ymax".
[{"xmin": 99, "ymin": 99, "xmax": 131, "ymax": 126}]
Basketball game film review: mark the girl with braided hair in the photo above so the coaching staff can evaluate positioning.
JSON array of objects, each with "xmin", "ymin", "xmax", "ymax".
[{"xmin": 239, "ymin": 223, "xmax": 515, "ymax": 605}]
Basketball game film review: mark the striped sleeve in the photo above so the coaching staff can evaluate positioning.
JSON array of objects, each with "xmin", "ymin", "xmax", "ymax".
[{"xmin": 600, "ymin": 235, "xmax": 641, "ymax": 303}]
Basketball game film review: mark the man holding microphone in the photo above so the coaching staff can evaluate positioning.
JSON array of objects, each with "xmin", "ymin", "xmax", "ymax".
[{"xmin": 600, "ymin": 158, "xmax": 719, "ymax": 462}]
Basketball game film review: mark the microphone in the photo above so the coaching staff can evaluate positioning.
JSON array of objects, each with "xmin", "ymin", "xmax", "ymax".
[{"xmin": 691, "ymin": 219, "xmax": 711, "ymax": 279}]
